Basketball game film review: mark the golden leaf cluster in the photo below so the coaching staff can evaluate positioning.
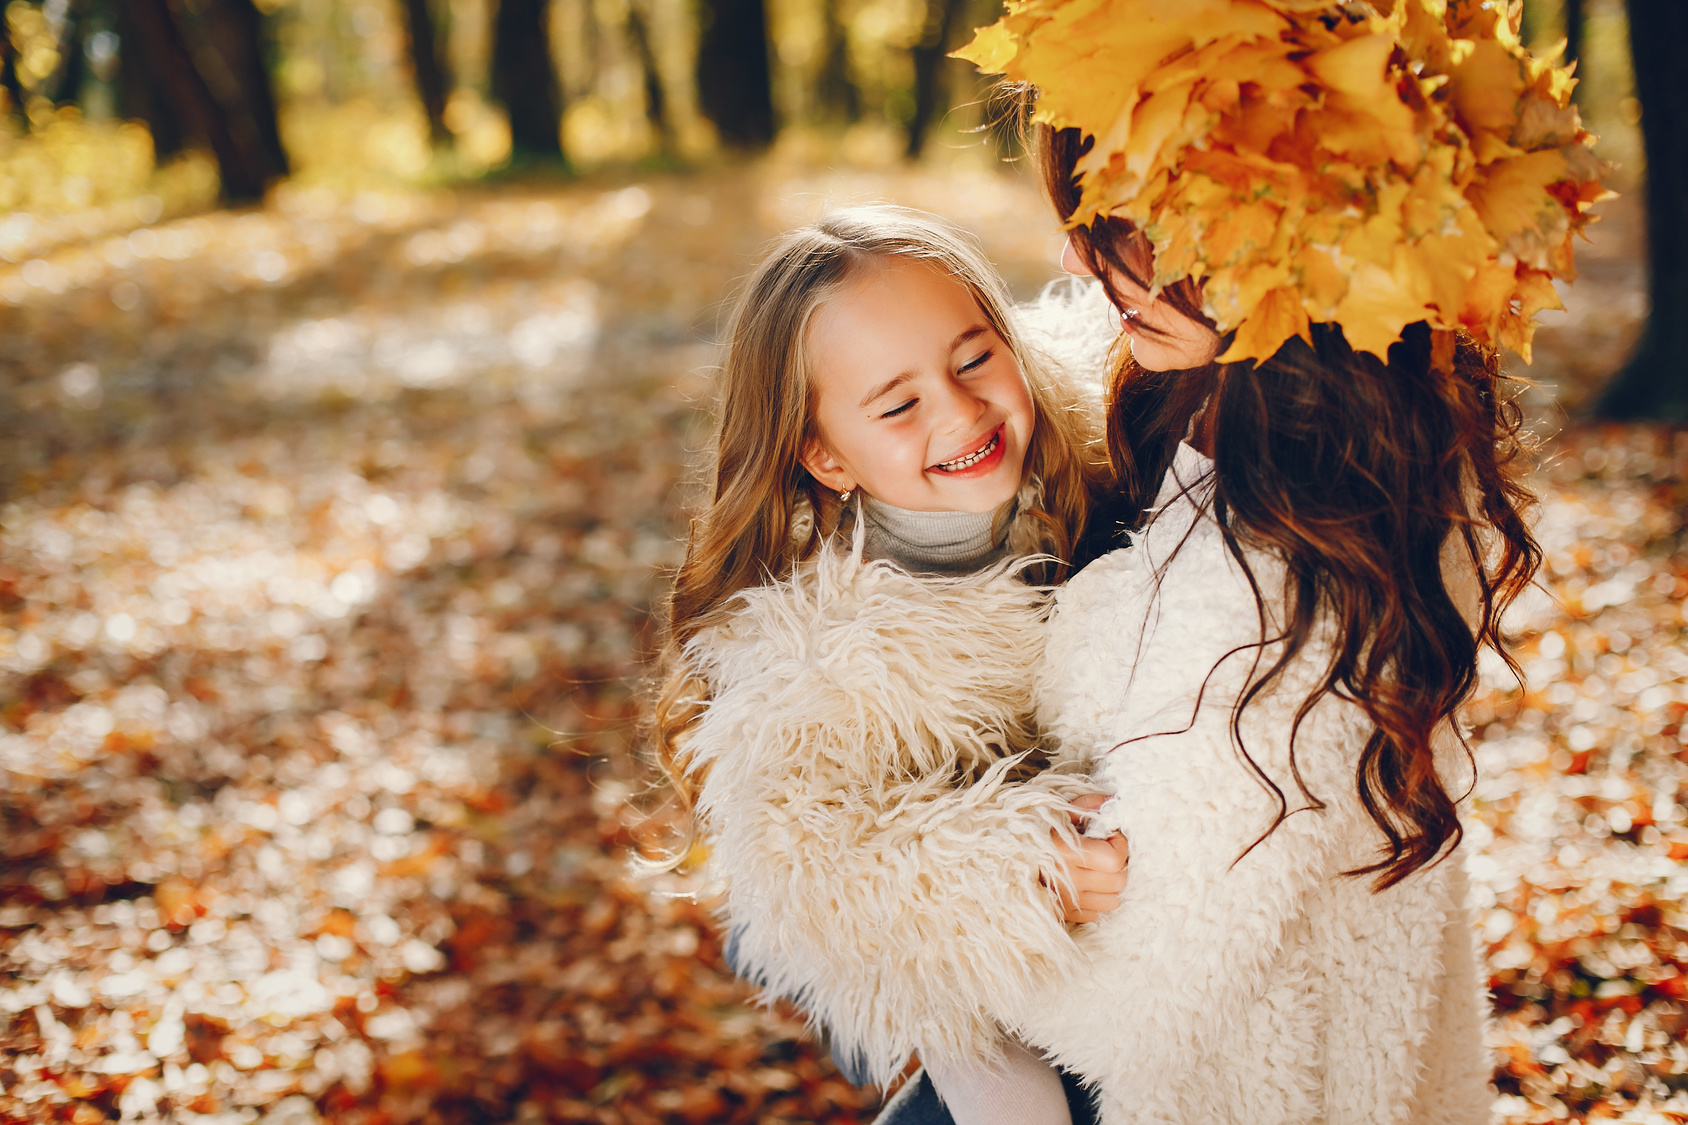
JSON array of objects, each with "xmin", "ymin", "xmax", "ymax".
[{"xmin": 956, "ymin": 0, "xmax": 1610, "ymax": 364}]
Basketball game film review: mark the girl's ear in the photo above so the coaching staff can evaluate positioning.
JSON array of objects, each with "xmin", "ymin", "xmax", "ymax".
[{"xmin": 799, "ymin": 437, "xmax": 856, "ymax": 495}]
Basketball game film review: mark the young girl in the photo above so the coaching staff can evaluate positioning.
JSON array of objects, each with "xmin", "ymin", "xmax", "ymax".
[{"xmin": 652, "ymin": 205, "xmax": 1128, "ymax": 1124}]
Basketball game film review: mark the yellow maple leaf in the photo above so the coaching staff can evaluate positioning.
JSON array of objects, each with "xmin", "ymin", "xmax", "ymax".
[
  {"xmin": 1497, "ymin": 311, "xmax": 1536, "ymax": 363},
  {"xmin": 1021, "ymin": 1, "xmax": 1202, "ymax": 130},
  {"xmin": 1147, "ymin": 210, "xmax": 1204, "ymax": 288},
  {"xmin": 1334, "ymin": 247, "xmax": 1434, "ymax": 360},
  {"xmin": 1514, "ymin": 268, "xmax": 1564, "ymax": 318},
  {"xmin": 1458, "ymin": 257, "xmax": 1519, "ymax": 341},
  {"xmin": 1292, "ymin": 244, "xmax": 1348, "ymax": 319},
  {"xmin": 1124, "ymin": 80, "xmax": 1198, "ymax": 181},
  {"xmin": 1340, "ymin": 180, "xmax": 1410, "ymax": 268},
  {"xmin": 1447, "ymin": 39, "xmax": 1525, "ymax": 137},
  {"xmin": 1216, "ymin": 285, "xmax": 1311, "ymax": 364},
  {"xmin": 951, "ymin": 20, "xmax": 1019, "ymax": 73},
  {"xmin": 1150, "ymin": 32, "xmax": 1292, "ymax": 97},
  {"xmin": 1468, "ymin": 149, "xmax": 1570, "ymax": 269},
  {"xmin": 1305, "ymin": 32, "xmax": 1396, "ymax": 99},
  {"xmin": 1203, "ymin": 196, "xmax": 1282, "ymax": 270},
  {"xmin": 1412, "ymin": 206, "xmax": 1497, "ymax": 323}
]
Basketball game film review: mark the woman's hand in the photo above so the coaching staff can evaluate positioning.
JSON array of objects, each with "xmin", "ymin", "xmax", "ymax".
[{"xmin": 1050, "ymin": 793, "xmax": 1129, "ymax": 924}]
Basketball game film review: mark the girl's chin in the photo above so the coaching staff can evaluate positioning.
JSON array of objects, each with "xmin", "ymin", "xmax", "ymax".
[{"xmin": 877, "ymin": 472, "xmax": 1021, "ymax": 514}]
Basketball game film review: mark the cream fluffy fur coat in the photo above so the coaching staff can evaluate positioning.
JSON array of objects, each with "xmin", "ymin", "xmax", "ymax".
[{"xmin": 683, "ymin": 546, "xmax": 1098, "ymax": 1089}]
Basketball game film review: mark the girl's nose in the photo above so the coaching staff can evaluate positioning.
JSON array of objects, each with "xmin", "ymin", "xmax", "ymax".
[{"xmin": 934, "ymin": 376, "xmax": 988, "ymax": 436}]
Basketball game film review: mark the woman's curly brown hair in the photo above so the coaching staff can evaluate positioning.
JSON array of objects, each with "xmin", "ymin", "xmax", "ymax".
[{"xmin": 1042, "ymin": 124, "xmax": 1543, "ymax": 889}]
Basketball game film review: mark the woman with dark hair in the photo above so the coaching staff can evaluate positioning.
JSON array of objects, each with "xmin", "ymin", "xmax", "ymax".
[
  {"xmin": 885, "ymin": 2, "xmax": 1605, "ymax": 1121},
  {"xmin": 1003, "ymin": 124, "xmax": 1540, "ymax": 1123}
]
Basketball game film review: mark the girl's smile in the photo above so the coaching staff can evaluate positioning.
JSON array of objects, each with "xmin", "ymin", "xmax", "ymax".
[{"xmin": 929, "ymin": 426, "xmax": 1004, "ymax": 475}]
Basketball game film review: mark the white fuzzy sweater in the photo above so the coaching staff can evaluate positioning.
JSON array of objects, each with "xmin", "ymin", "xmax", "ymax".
[
  {"xmin": 1016, "ymin": 443, "xmax": 1492, "ymax": 1125},
  {"xmin": 682, "ymin": 546, "xmax": 1098, "ymax": 1089}
]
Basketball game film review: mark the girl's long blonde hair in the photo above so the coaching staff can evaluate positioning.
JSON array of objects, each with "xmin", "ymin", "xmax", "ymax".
[{"xmin": 652, "ymin": 204, "xmax": 1104, "ymax": 825}]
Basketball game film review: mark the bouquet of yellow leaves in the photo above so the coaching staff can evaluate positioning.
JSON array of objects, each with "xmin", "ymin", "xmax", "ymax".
[{"xmin": 956, "ymin": 0, "xmax": 1609, "ymax": 365}]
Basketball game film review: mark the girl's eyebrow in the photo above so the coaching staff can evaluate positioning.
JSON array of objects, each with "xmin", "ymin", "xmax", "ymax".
[
  {"xmin": 859, "ymin": 371, "xmax": 915, "ymax": 409},
  {"xmin": 857, "ymin": 326, "xmax": 990, "ymax": 409}
]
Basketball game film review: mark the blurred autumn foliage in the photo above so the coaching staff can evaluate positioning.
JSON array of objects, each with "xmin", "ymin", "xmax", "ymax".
[
  {"xmin": 0, "ymin": 1, "xmax": 1686, "ymax": 1124},
  {"xmin": 0, "ymin": 155, "xmax": 1681, "ymax": 1125}
]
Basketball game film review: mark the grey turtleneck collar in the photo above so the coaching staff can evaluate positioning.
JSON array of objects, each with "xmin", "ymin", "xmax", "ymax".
[{"xmin": 857, "ymin": 494, "xmax": 1014, "ymax": 575}]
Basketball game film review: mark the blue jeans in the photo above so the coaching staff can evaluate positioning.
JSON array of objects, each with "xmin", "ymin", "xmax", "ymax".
[{"xmin": 871, "ymin": 1065, "xmax": 1102, "ymax": 1125}]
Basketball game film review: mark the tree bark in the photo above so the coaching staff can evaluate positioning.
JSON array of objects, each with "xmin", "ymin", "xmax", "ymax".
[
  {"xmin": 399, "ymin": 0, "xmax": 451, "ymax": 147},
  {"xmin": 625, "ymin": 2, "xmax": 668, "ymax": 150},
  {"xmin": 115, "ymin": 2, "xmax": 184, "ymax": 155},
  {"xmin": 906, "ymin": 0, "xmax": 969, "ymax": 157},
  {"xmin": 818, "ymin": 0, "xmax": 857, "ymax": 125},
  {"xmin": 491, "ymin": 0, "xmax": 564, "ymax": 161},
  {"xmin": 48, "ymin": 0, "xmax": 86, "ymax": 105},
  {"xmin": 696, "ymin": 0, "xmax": 773, "ymax": 147},
  {"xmin": 1, "ymin": 25, "xmax": 29, "ymax": 129},
  {"xmin": 193, "ymin": 0, "xmax": 289, "ymax": 181},
  {"xmin": 121, "ymin": 0, "xmax": 270, "ymax": 200},
  {"xmin": 1563, "ymin": 0, "xmax": 1583, "ymax": 73},
  {"xmin": 1593, "ymin": 0, "xmax": 1688, "ymax": 421}
]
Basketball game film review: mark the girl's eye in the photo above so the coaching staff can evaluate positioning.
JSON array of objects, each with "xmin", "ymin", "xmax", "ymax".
[
  {"xmin": 958, "ymin": 349, "xmax": 993, "ymax": 374},
  {"xmin": 879, "ymin": 399, "xmax": 916, "ymax": 419}
]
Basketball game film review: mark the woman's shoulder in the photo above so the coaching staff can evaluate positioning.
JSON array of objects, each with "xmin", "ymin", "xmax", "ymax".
[
  {"xmin": 1043, "ymin": 449, "xmax": 1299, "ymax": 722},
  {"xmin": 1055, "ymin": 449, "xmax": 1254, "ymax": 622}
]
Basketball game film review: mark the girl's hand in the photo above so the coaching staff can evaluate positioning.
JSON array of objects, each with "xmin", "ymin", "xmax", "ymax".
[{"xmin": 1051, "ymin": 793, "xmax": 1129, "ymax": 924}]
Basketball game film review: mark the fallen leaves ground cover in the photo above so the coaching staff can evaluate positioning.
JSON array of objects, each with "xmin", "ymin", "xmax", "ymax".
[
  {"xmin": 1471, "ymin": 425, "xmax": 1688, "ymax": 1122},
  {"xmin": 0, "ymin": 160, "xmax": 1680, "ymax": 1124}
]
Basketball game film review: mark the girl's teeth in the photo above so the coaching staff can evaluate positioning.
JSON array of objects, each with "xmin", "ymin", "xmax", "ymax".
[{"xmin": 937, "ymin": 432, "xmax": 998, "ymax": 471}]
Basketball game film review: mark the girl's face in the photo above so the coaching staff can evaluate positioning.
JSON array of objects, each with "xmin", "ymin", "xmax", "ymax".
[
  {"xmin": 800, "ymin": 258, "xmax": 1034, "ymax": 514},
  {"xmin": 1060, "ymin": 235, "xmax": 1221, "ymax": 371}
]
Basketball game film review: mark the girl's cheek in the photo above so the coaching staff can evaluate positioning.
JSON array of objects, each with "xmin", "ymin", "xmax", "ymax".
[{"xmin": 875, "ymin": 426, "xmax": 929, "ymax": 475}]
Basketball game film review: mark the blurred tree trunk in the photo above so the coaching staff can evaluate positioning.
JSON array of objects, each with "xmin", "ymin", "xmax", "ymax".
[
  {"xmin": 193, "ymin": 0, "xmax": 289, "ymax": 181},
  {"xmin": 123, "ymin": 0, "xmax": 270, "ymax": 200},
  {"xmin": 1593, "ymin": 0, "xmax": 1688, "ymax": 421},
  {"xmin": 115, "ymin": 3, "xmax": 186, "ymax": 156},
  {"xmin": 1, "ymin": 27, "xmax": 28, "ymax": 129},
  {"xmin": 819, "ymin": 0, "xmax": 857, "ymax": 124},
  {"xmin": 696, "ymin": 0, "xmax": 773, "ymax": 147},
  {"xmin": 625, "ymin": 3, "xmax": 668, "ymax": 150},
  {"xmin": 906, "ymin": 0, "xmax": 968, "ymax": 157},
  {"xmin": 491, "ymin": 0, "xmax": 564, "ymax": 161},
  {"xmin": 1563, "ymin": 0, "xmax": 1583, "ymax": 72},
  {"xmin": 48, "ymin": 0, "xmax": 87, "ymax": 105},
  {"xmin": 115, "ymin": 2, "xmax": 184, "ymax": 155},
  {"xmin": 399, "ymin": 0, "xmax": 451, "ymax": 148}
]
